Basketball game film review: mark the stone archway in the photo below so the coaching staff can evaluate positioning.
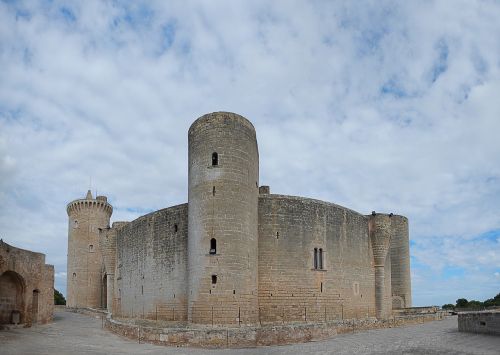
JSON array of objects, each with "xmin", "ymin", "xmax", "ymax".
[{"xmin": 0, "ymin": 270, "xmax": 26, "ymax": 324}]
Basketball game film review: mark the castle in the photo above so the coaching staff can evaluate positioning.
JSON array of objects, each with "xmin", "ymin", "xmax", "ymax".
[{"xmin": 66, "ymin": 112, "xmax": 411, "ymax": 325}]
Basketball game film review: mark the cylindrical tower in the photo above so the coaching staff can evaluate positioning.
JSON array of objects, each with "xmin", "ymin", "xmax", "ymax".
[
  {"xmin": 66, "ymin": 191, "xmax": 112, "ymax": 308},
  {"xmin": 188, "ymin": 112, "xmax": 259, "ymax": 325},
  {"xmin": 390, "ymin": 215, "xmax": 412, "ymax": 308},
  {"xmin": 368, "ymin": 213, "xmax": 392, "ymax": 319}
]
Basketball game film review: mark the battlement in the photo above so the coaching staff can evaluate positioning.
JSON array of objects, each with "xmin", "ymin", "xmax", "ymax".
[{"xmin": 66, "ymin": 197, "xmax": 113, "ymax": 217}]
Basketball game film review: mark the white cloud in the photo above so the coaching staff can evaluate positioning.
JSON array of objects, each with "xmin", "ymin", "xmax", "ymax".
[{"xmin": 1, "ymin": 1, "xmax": 500, "ymax": 302}]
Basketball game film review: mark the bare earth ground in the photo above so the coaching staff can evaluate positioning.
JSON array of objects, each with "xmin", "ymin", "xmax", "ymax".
[{"xmin": 0, "ymin": 310, "xmax": 499, "ymax": 355}]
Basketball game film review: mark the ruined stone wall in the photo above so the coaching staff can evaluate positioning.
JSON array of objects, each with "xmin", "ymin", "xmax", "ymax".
[
  {"xmin": 258, "ymin": 195, "xmax": 376, "ymax": 324},
  {"xmin": 66, "ymin": 192, "xmax": 112, "ymax": 308},
  {"xmin": 0, "ymin": 240, "xmax": 54, "ymax": 326},
  {"xmin": 188, "ymin": 112, "xmax": 259, "ymax": 325},
  {"xmin": 115, "ymin": 204, "xmax": 188, "ymax": 321}
]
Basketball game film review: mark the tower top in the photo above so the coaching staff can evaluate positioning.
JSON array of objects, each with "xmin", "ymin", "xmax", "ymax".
[{"xmin": 66, "ymin": 190, "xmax": 113, "ymax": 217}]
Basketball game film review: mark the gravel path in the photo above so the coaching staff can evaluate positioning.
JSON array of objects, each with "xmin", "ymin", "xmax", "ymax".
[{"xmin": 0, "ymin": 310, "xmax": 499, "ymax": 354}]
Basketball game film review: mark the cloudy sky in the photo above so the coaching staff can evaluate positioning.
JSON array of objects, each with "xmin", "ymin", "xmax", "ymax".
[{"xmin": 1, "ymin": 0, "xmax": 499, "ymax": 306}]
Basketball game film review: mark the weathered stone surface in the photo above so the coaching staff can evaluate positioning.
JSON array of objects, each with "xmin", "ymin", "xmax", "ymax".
[
  {"xmin": 113, "ymin": 204, "xmax": 188, "ymax": 321},
  {"xmin": 0, "ymin": 240, "xmax": 54, "ymax": 326},
  {"xmin": 458, "ymin": 311, "xmax": 500, "ymax": 335}
]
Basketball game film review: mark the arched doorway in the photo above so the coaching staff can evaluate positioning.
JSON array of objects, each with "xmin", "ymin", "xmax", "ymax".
[
  {"xmin": 0, "ymin": 271, "xmax": 26, "ymax": 324},
  {"xmin": 101, "ymin": 274, "xmax": 107, "ymax": 309}
]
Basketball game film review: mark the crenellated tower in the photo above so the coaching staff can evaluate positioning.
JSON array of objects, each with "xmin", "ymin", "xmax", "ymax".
[
  {"xmin": 187, "ymin": 112, "xmax": 260, "ymax": 325},
  {"xmin": 66, "ymin": 190, "xmax": 112, "ymax": 308}
]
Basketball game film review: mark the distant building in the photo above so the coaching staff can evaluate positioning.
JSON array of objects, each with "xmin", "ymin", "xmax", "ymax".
[
  {"xmin": 0, "ymin": 240, "xmax": 54, "ymax": 326},
  {"xmin": 67, "ymin": 112, "xmax": 411, "ymax": 324}
]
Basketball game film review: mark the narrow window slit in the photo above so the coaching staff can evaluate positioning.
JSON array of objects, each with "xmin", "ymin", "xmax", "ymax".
[{"xmin": 210, "ymin": 238, "xmax": 217, "ymax": 254}]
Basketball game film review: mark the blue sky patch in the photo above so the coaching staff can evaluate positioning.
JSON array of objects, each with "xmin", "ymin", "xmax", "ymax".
[{"xmin": 430, "ymin": 39, "xmax": 449, "ymax": 83}]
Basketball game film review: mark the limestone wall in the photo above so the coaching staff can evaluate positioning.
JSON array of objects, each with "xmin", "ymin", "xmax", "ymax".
[
  {"xmin": 458, "ymin": 311, "xmax": 500, "ymax": 335},
  {"xmin": 188, "ymin": 112, "xmax": 260, "ymax": 325},
  {"xmin": 115, "ymin": 204, "xmax": 188, "ymax": 321},
  {"xmin": 99, "ymin": 221, "xmax": 128, "ymax": 312},
  {"xmin": 0, "ymin": 240, "xmax": 54, "ymax": 326},
  {"xmin": 257, "ymin": 195, "xmax": 376, "ymax": 324}
]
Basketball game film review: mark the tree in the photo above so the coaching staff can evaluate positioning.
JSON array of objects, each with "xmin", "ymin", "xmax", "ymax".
[
  {"xmin": 442, "ymin": 304, "xmax": 455, "ymax": 310},
  {"xmin": 54, "ymin": 288, "xmax": 66, "ymax": 305},
  {"xmin": 456, "ymin": 298, "xmax": 468, "ymax": 308},
  {"xmin": 468, "ymin": 300, "xmax": 482, "ymax": 309}
]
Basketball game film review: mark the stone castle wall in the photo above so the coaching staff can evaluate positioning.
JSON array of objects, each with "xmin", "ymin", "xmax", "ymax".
[
  {"xmin": 0, "ymin": 240, "xmax": 54, "ymax": 326},
  {"xmin": 114, "ymin": 204, "xmax": 188, "ymax": 321},
  {"xmin": 258, "ymin": 194, "xmax": 376, "ymax": 323}
]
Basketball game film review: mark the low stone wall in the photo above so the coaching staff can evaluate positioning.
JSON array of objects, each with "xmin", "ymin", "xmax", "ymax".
[
  {"xmin": 393, "ymin": 306, "xmax": 440, "ymax": 315},
  {"xmin": 105, "ymin": 313, "xmax": 443, "ymax": 348},
  {"xmin": 458, "ymin": 311, "xmax": 500, "ymax": 335}
]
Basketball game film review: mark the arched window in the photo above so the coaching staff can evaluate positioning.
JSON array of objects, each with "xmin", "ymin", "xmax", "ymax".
[
  {"xmin": 319, "ymin": 248, "xmax": 324, "ymax": 269},
  {"xmin": 212, "ymin": 152, "xmax": 218, "ymax": 166},
  {"xmin": 174, "ymin": 224, "xmax": 178, "ymax": 233},
  {"xmin": 210, "ymin": 238, "xmax": 216, "ymax": 255},
  {"xmin": 212, "ymin": 275, "xmax": 217, "ymax": 284},
  {"xmin": 313, "ymin": 248, "xmax": 318, "ymax": 269}
]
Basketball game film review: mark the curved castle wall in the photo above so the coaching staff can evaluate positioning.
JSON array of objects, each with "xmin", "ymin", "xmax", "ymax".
[
  {"xmin": 258, "ymin": 194, "xmax": 376, "ymax": 322},
  {"xmin": 188, "ymin": 112, "xmax": 259, "ymax": 325},
  {"xmin": 114, "ymin": 204, "xmax": 188, "ymax": 320},
  {"xmin": 66, "ymin": 191, "xmax": 112, "ymax": 308}
]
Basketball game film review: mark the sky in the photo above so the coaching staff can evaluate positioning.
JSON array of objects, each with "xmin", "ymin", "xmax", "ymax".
[{"xmin": 0, "ymin": 0, "xmax": 499, "ymax": 306}]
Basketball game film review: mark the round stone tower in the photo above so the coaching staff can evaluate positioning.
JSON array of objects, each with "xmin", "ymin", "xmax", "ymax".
[
  {"xmin": 390, "ymin": 215, "xmax": 412, "ymax": 308},
  {"xmin": 368, "ymin": 213, "xmax": 392, "ymax": 319},
  {"xmin": 66, "ymin": 190, "xmax": 112, "ymax": 308},
  {"xmin": 187, "ymin": 112, "xmax": 259, "ymax": 325}
]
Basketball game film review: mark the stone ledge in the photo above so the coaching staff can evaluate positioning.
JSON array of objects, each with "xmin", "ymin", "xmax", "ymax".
[{"xmin": 104, "ymin": 313, "xmax": 444, "ymax": 348}]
